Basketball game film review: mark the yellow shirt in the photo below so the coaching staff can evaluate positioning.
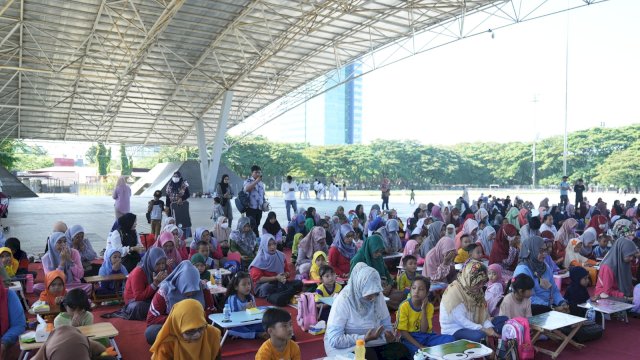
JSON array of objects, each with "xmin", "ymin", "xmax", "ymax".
[
  {"xmin": 255, "ymin": 338, "xmax": 301, "ymax": 360},
  {"xmin": 454, "ymin": 248, "xmax": 469, "ymax": 264},
  {"xmin": 396, "ymin": 299, "xmax": 434, "ymax": 333},
  {"xmin": 396, "ymin": 271, "xmax": 416, "ymax": 291},
  {"xmin": 314, "ymin": 282, "xmax": 342, "ymax": 302}
]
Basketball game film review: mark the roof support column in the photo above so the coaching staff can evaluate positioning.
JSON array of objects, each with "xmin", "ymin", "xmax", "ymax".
[
  {"xmin": 195, "ymin": 117, "xmax": 209, "ymax": 193},
  {"xmin": 205, "ymin": 90, "xmax": 233, "ymax": 193}
]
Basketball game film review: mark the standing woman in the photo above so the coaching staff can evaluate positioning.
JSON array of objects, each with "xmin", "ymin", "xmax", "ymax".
[
  {"xmin": 216, "ymin": 174, "xmax": 234, "ymax": 228},
  {"xmin": 106, "ymin": 213, "xmax": 145, "ymax": 273},
  {"xmin": 112, "ymin": 176, "xmax": 131, "ymax": 219},
  {"xmin": 165, "ymin": 171, "xmax": 190, "ymax": 209}
]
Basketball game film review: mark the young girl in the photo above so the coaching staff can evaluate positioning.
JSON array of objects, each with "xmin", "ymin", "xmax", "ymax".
[
  {"xmin": 315, "ymin": 265, "xmax": 342, "ymax": 321},
  {"xmin": 485, "ymin": 264, "xmax": 504, "ymax": 316},
  {"xmin": 97, "ymin": 248, "xmax": 128, "ymax": 295},
  {"xmin": 54, "ymin": 288, "xmax": 93, "ymax": 328},
  {"xmin": 0, "ymin": 247, "xmax": 18, "ymax": 277},
  {"xmin": 309, "ymin": 251, "xmax": 327, "ymax": 281},
  {"xmin": 4, "ymin": 237, "xmax": 30, "ymax": 276},
  {"xmin": 499, "ymin": 273, "xmax": 534, "ymax": 318},
  {"xmin": 225, "ymin": 272, "xmax": 267, "ymax": 339},
  {"xmin": 156, "ymin": 232, "xmax": 182, "ymax": 272},
  {"xmin": 38, "ymin": 270, "xmax": 66, "ymax": 308},
  {"xmin": 397, "ymin": 276, "xmax": 455, "ymax": 355},
  {"xmin": 190, "ymin": 253, "xmax": 210, "ymax": 284},
  {"xmin": 564, "ymin": 266, "xmax": 597, "ymax": 319}
]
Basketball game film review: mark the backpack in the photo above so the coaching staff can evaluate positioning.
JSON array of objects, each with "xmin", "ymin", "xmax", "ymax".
[
  {"xmin": 501, "ymin": 317, "xmax": 534, "ymax": 360},
  {"xmin": 296, "ymin": 293, "xmax": 317, "ymax": 331},
  {"xmin": 235, "ymin": 191, "xmax": 250, "ymax": 213}
]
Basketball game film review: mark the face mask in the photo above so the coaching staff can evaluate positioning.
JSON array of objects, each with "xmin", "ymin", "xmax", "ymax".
[
  {"xmin": 453, "ymin": 216, "xmax": 459, "ymax": 220},
  {"xmin": 599, "ymin": 224, "xmax": 606, "ymax": 230},
  {"xmin": 221, "ymin": 223, "xmax": 229, "ymax": 229},
  {"xmin": 172, "ymin": 177, "xmax": 180, "ymax": 183}
]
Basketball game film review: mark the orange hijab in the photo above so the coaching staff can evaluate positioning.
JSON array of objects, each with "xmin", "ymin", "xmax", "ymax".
[{"xmin": 39, "ymin": 270, "xmax": 66, "ymax": 305}]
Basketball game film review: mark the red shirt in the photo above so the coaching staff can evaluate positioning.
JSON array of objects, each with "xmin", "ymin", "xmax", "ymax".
[
  {"xmin": 595, "ymin": 264, "xmax": 625, "ymax": 298},
  {"xmin": 124, "ymin": 267, "xmax": 157, "ymax": 304},
  {"xmin": 249, "ymin": 261, "xmax": 293, "ymax": 289},
  {"xmin": 328, "ymin": 247, "xmax": 351, "ymax": 277}
]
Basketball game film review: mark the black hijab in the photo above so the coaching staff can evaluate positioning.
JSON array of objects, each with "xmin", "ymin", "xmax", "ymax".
[
  {"xmin": 117, "ymin": 213, "xmax": 138, "ymax": 247},
  {"xmin": 262, "ymin": 211, "xmax": 282, "ymax": 236},
  {"xmin": 218, "ymin": 174, "xmax": 230, "ymax": 206}
]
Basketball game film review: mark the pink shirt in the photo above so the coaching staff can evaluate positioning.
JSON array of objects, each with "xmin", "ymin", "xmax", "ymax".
[
  {"xmin": 595, "ymin": 264, "xmax": 625, "ymax": 298},
  {"xmin": 42, "ymin": 248, "xmax": 84, "ymax": 283}
]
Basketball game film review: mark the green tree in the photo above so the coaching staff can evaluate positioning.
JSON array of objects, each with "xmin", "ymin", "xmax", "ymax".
[
  {"xmin": 595, "ymin": 144, "xmax": 640, "ymax": 192},
  {"xmin": 0, "ymin": 140, "xmax": 18, "ymax": 169},
  {"xmin": 120, "ymin": 144, "xmax": 131, "ymax": 175},
  {"xmin": 96, "ymin": 143, "xmax": 111, "ymax": 176}
]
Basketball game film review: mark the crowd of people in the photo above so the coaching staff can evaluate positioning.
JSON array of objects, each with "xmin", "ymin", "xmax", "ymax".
[{"xmin": 0, "ymin": 168, "xmax": 638, "ymax": 359}]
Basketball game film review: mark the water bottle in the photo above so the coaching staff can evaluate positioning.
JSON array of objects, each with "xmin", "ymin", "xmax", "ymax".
[
  {"xmin": 585, "ymin": 300, "xmax": 596, "ymax": 322},
  {"xmin": 354, "ymin": 339, "xmax": 365, "ymax": 360},
  {"xmin": 223, "ymin": 304, "xmax": 231, "ymax": 322},
  {"xmin": 214, "ymin": 269, "xmax": 222, "ymax": 287}
]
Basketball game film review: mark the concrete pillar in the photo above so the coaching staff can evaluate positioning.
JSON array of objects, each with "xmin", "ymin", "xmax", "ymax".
[
  {"xmin": 195, "ymin": 118, "xmax": 209, "ymax": 192},
  {"xmin": 205, "ymin": 90, "xmax": 233, "ymax": 193}
]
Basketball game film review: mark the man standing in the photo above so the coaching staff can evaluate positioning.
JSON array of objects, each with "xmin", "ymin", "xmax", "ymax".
[
  {"xmin": 380, "ymin": 176, "xmax": 391, "ymax": 211},
  {"xmin": 559, "ymin": 175, "xmax": 570, "ymax": 211},
  {"xmin": 281, "ymin": 175, "xmax": 298, "ymax": 222},
  {"xmin": 574, "ymin": 178, "xmax": 585, "ymax": 210},
  {"xmin": 243, "ymin": 165, "xmax": 265, "ymax": 236}
]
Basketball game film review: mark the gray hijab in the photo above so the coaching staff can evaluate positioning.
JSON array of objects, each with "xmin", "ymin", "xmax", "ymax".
[
  {"xmin": 600, "ymin": 237, "xmax": 638, "ymax": 296},
  {"xmin": 421, "ymin": 221, "xmax": 444, "ymax": 258},
  {"xmin": 518, "ymin": 235, "xmax": 547, "ymax": 277}
]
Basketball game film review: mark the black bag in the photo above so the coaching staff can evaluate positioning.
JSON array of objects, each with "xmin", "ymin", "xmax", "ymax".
[
  {"xmin": 560, "ymin": 320, "xmax": 603, "ymax": 343},
  {"xmin": 235, "ymin": 191, "xmax": 250, "ymax": 213}
]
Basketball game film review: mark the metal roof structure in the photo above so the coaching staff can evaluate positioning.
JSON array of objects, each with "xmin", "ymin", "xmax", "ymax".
[{"xmin": 0, "ymin": 0, "xmax": 607, "ymax": 146}]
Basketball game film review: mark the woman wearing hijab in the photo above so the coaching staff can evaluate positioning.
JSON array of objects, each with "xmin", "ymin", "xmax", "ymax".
[
  {"xmin": 249, "ymin": 234, "xmax": 302, "ymax": 306},
  {"xmin": 296, "ymin": 226, "xmax": 327, "ymax": 276},
  {"xmin": 156, "ymin": 232, "xmax": 182, "ymax": 273},
  {"xmin": 514, "ymin": 236, "xmax": 569, "ymax": 315},
  {"xmin": 67, "ymin": 225, "xmax": 99, "ymax": 277},
  {"xmin": 517, "ymin": 208, "xmax": 529, "ymax": 227},
  {"xmin": 376, "ymin": 219, "xmax": 402, "ymax": 254},
  {"xmin": 474, "ymin": 208, "xmax": 489, "ymax": 226},
  {"xmin": 215, "ymin": 174, "xmax": 234, "ymax": 228},
  {"xmin": 324, "ymin": 263, "xmax": 409, "ymax": 359},
  {"xmin": 420, "ymin": 221, "xmax": 444, "ymax": 259},
  {"xmin": 261, "ymin": 211, "xmax": 284, "ymax": 245},
  {"xmin": 579, "ymin": 227, "xmax": 598, "ymax": 258},
  {"xmin": 305, "ymin": 207, "xmax": 317, "ymax": 232},
  {"xmin": 112, "ymin": 175, "xmax": 131, "ymax": 219},
  {"xmin": 230, "ymin": 217, "xmax": 259, "ymax": 267},
  {"xmin": 422, "ymin": 236, "xmax": 456, "ymax": 283},
  {"xmin": 150, "ymin": 299, "xmax": 221, "ymax": 360},
  {"xmin": 564, "ymin": 237, "xmax": 598, "ymax": 285},
  {"xmin": 595, "ymin": 220, "xmax": 639, "ymax": 301},
  {"xmin": 454, "ymin": 219, "xmax": 478, "ymax": 250},
  {"xmin": 37, "ymin": 232, "xmax": 92, "ymax": 295},
  {"xmin": 505, "ymin": 207, "xmax": 520, "ymax": 230},
  {"xmin": 588, "ymin": 215, "xmax": 609, "ymax": 236},
  {"xmin": 439, "ymin": 260, "xmax": 507, "ymax": 342},
  {"xmin": 106, "ymin": 213, "xmax": 145, "ymax": 273},
  {"xmin": 540, "ymin": 231, "xmax": 561, "ymax": 273},
  {"xmin": 401, "ymin": 240, "xmax": 422, "ymax": 266},
  {"xmin": 0, "ymin": 247, "xmax": 18, "ymax": 278},
  {"xmin": 553, "ymin": 218, "xmax": 578, "ymax": 266},
  {"xmin": 350, "ymin": 235, "xmax": 391, "ymax": 282},
  {"xmin": 431, "ymin": 206, "xmax": 444, "ymax": 222},
  {"xmin": 121, "ymin": 248, "xmax": 168, "ymax": 320},
  {"xmin": 211, "ymin": 216, "xmax": 231, "ymax": 245},
  {"xmin": 165, "ymin": 171, "xmax": 190, "ymax": 209},
  {"xmin": 477, "ymin": 226, "xmax": 496, "ymax": 258},
  {"xmin": 146, "ymin": 261, "xmax": 213, "ymax": 345},
  {"xmin": 519, "ymin": 213, "xmax": 541, "ymax": 244},
  {"xmin": 488, "ymin": 224, "xmax": 519, "ymax": 277},
  {"xmin": 32, "ymin": 325, "xmax": 107, "ymax": 360},
  {"xmin": 189, "ymin": 227, "xmax": 222, "ymax": 262},
  {"xmin": 329, "ymin": 224, "xmax": 357, "ymax": 278}
]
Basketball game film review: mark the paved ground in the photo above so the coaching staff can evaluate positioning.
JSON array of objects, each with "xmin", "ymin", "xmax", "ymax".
[{"xmin": 1, "ymin": 189, "xmax": 634, "ymax": 256}]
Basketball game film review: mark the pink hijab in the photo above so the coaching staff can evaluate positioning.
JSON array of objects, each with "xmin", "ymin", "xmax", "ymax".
[
  {"xmin": 423, "ymin": 236, "xmax": 456, "ymax": 278},
  {"xmin": 455, "ymin": 219, "xmax": 478, "ymax": 249},
  {"xmin": 555, "ymin": 218, "xmax": 578, "ymax": 247},
  {"xmin": 402, "ymin": 240, "xmax": 423, "ymax": 265},
  {"xmin": 156, "ymin": 232, "xmax": 182, "ymax": 266},
  {"xmin": 487, "ymin": 263, "xmax": 503, "ymax": 286}
]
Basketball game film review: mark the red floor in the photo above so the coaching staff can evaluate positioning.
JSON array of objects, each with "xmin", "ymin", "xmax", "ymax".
[{"xmin": 22, "ymin": 263, "xmax": 640, "ymax": 360}]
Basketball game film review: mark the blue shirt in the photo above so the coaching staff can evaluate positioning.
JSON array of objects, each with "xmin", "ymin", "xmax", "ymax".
[
  {"xmin": 560, "ymin": 181, "xmax": 569, "ymax": 196},
  {"xmin": 243, "ymin": 177, "xmax": 265, "ymax": 210},
  {"xmin": 2, "ymin": 290, "xmax": 26, "ymax": 345},
  {"xmin": 514, "ymin": 264, "xmax": 566, "ymax": 307}
]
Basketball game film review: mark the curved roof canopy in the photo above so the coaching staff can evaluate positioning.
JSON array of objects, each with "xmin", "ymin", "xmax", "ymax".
[{"xmin": 0, "ymin": 0, "xmax": 603, "ymax": 145}]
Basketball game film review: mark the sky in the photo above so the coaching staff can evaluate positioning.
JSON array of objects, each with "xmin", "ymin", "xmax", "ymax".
[{"xmin": 233, "ymin": 0, "xmax": 640, "ymax": 146}]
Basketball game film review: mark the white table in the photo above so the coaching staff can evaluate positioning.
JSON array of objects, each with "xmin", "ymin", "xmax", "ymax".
[
  {"xmin": 383, "ymin": 252, "xmax": 403, "ymax": 260},
  {"xmin": 528, "ymin": 311, "xmax": 586, "ymax": 360},
  {"xmin": 209, "ymin": 306, "xmax": 271, "ymax": 346},
  {"xmin": 396, "ymin": 265, "xmax": 424, "ymax": 273},
  {"xmin": 416, "ymin": 339, "xmax": 492, "ymax": 360},
  {"xmin": 578, "ymin": 298, "xmax": 634, "ymax": 329}
]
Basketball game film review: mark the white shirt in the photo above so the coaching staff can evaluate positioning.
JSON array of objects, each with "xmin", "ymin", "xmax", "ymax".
[
  {"xmin": 439, "ymin": 302, "xmax": 493, "ymax": 335},
  {"xmin": 540, "ymin": 223, "xmax": 557, "ymax": 235},
  {"xmin": 106, "ymin": 230, "xmax": 142, "ymax": 258},
  {"xmin": 281, "ymin": 181, "xmax": 297, "ymax": 201}
]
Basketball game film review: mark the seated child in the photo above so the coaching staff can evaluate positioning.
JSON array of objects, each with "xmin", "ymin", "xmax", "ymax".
[
  {"xmin": 315, "ymin": 265, "xmax": 343, "ymax": 321},
  {"xmin": 190, "ymin": 253, "xmax": 211, "ymax": 284},
  {"xmin": 256, "ymin": 307, "xmax": 301, "ymax": 360},
  {"xmin": 4, "ymin": 237, "xmax": 31, "ymax": 277},
  {"xmin": 564, "ymin": 266, "xmax": 601, "ymax": 322},
  {"xmin": 225, "ymin": 272, "xmax": 267, "ymax": 340},
  {"xmin": 309, "ymin": 251, "xmax": 328, "ymax": 281},
  {"xmin": 397, "ymin": 255, "xmax": 418, "ymax": 293},
  {"xmin": 593, "ymin": 234, "xmax": 611, "ymax": 259},
  {"xmin": 468, "ymin": 244, "xmax": 484, "ymax": 262},
  {"xmin": 485, "ymin": 264, "xmax": 504, "ymax": 316},
  {"xmin": 397, "ymin": 276, "xmax": 455, "ymax": 355},
  {"xmin": 499, "ymin": 273, "xmax": 534, "ymax": 318},
  {"xmin": 54, "ymin": 288, "xmax": 94, "ymax": 328},
  {"xmin": 0, "ymin": 247, "xmax": 19, "ymax": 277},
  {"xmin": 97, "ymin": 248, "xmax": 128, "ymax": 295},
  {"xmin": 193, "ymin": 241, "xmax": 215, "ymax": 269},
  {"xmin": 35, "ymin": 270, "xmax": 66, "ymax": 309},
  {"xmin": 454, "ymin": 235, "xmax": 473, "ymax": 264}
]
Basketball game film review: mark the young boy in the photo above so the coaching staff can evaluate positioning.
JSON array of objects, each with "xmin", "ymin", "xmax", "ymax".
[
  {"xmin": 147, "ymin": 190, "xmax": 164, "ymax": 237},
  {"xmin": 211, "ymin": 197, "xmax": 224, "ymax": 224},
  {"xmin": 454, "ymin": 235, "xmax": 473, "ymax": 264},
  {"xmin": 409, "ymin": 189, "xmax": 415, "ymax": 205},
  {"xmin": 315, "ymin": 265, "xmax": 342, "ymax": 321},
  {"xmin": 196, "ymin": 240, "xmax": 215, "ymax": 269},
  {"xmin": 255, "ymin": 308, "xmax": 301, "ymax": 360},
  {"xmin": 397, "ymin": 255, "xmax": 418, "ymax": 292},
  {"xmin": 468, "ymin": 244, "xmax": 484, "ymax": 261},
  {"xmin": 593, "ymin": 234, "xmax": 611, "ymax": 258}
]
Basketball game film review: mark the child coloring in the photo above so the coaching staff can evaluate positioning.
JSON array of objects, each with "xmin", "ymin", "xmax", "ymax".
[
  {"xmin": 224, "ymin": 272, "xmax": 267, "ymax": 340},
  {"xmin": 499, "ymin": 273, "xmax": 534, "ymax": 318},
  {"xmin": 315, "ymin": 265, "xmax": 343, "ymax": 321},
  {"xmin": 255, "ymin": 307, "xmax": 301, "ymax": 360},
  {"xmin": 54, "ymin": 288, "xmax": 94, "ymax": 328}
]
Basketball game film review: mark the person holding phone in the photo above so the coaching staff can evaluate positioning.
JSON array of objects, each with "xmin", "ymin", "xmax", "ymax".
[
  {"xmin": 281, "ymin": 175, "xmax": 298, "ymax": 222},
  {"xmin": 244, "ymin": 165, "xmax": 266, "ymax": 236}
]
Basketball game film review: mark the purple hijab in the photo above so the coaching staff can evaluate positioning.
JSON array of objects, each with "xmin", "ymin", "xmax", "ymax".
[
  {"xmin": 249, "ymin": 234, "xmax": 285, "ymax": 274},
  {"xmin": 332, "ymin": 224, "xmax": 357, "ymax": 259}
]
